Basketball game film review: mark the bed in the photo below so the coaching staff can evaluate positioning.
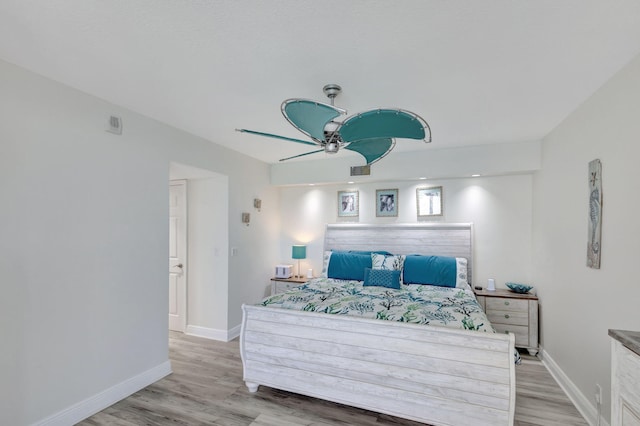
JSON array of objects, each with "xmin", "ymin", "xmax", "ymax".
[{"xmin": 240, "ymin": 223, "xmax": 516, "ymax": 426}]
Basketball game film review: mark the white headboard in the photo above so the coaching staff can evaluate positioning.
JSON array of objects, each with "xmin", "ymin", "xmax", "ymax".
[{"xmin": 323, "ymin": 223, "xmax": 474, "ymax": 285}]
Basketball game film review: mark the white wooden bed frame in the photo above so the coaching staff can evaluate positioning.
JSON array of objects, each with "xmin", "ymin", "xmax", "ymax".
[{"xmin": 240, "ymin": 223, "xmax": 516, "ymax": 426}]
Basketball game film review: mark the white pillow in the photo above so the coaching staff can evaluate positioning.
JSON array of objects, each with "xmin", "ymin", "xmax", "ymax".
[
  {"xmin": 456, "ymin": 257, "xmax": 469, "ymax": 288},
  {"xmin": 321, "ymin": 251, "xmax": 332, "ymax": 278},
  {"xmin": 371, "ymin": 253, "xmax": 405, "ymax": 271}
]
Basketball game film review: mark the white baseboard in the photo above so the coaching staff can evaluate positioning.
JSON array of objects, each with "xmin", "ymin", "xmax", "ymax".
[
  {"xmin": 227, "ymin": 324, "xmax": 241, "ymax": 340},
  {"xmin": 541, "ymin": 347, "xmax": 609, "ymax": 426},
  {"xmin": 34, "ymin": 360, "xmax": 172, "ymax": 426},
  {"xmin": 185, "ymin": 324, "xmax": 241, "ymax": 342}
]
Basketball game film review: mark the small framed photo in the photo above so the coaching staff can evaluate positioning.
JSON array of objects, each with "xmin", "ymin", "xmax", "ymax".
[
  {"xmin": 338, "ymin": 190, "xmax": 359, "ymax": 217},
  {"xmin": 376, "ymin": 189, "xmax": 398, "ymax": 217},
  {"xmin": 416, "ymin": 186, "xmax": 443, "ymax": 217}
]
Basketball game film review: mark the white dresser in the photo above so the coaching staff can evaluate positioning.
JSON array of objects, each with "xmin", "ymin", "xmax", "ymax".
[{"xmin": 609, "ymin": 329, "xmax": 640, "ymax": 426}]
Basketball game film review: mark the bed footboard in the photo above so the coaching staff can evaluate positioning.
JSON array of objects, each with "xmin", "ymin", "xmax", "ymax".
[{"xmin": 240, "ymin": 304, "xmax": 516, "ymax": 426}]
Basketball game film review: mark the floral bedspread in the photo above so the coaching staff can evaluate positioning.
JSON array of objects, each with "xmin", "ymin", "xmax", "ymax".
[{"xmin": 260, "ymin": 277, "xmax": 494, "ymax": 333}]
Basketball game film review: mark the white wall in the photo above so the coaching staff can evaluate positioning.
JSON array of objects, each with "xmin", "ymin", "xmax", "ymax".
[
  {"xmin": 532, "ymin": 52, "xmax": 640, "ymax": 424},
  {"xmin": 0, "ymin": 59, "xmax": 279, "ymax": 425},
  {"xmin": 187, "ymin": 175, "xmax": 230, "ymax": 335},
  {"xmin": 278, "ymin": 175, "xmax": 533, "ymax": 288}
]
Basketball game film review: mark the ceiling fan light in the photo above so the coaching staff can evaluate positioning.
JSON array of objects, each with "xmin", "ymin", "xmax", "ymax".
[{"xmin": 325, "ymin": 141, "xmax": 339, "ymax": 154}]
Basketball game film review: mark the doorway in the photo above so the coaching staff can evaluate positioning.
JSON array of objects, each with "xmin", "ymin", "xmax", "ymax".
[{"xmin": 168, "ymin": 162, "xmax": 230, "ymax": 338}]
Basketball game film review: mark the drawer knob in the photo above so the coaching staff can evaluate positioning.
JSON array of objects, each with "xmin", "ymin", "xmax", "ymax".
[
  {"xmin": 504, "ymin": 301, "xmax": 510, "ymax": 306},
  {"xmin": 504, "ymin": 314, "xmax": 510, "ymax": 319}
]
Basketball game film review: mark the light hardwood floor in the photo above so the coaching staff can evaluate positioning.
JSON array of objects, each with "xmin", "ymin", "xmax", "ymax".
[{"xmin": 79, "ymin": 332, "xmax": 588, "ymax": 426}]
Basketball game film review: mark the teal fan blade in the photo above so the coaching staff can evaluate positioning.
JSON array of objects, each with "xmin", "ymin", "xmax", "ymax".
[
  {"xmin": 281, "ymin": 99, "xmax": 346, "ymax": 143},
  {"xmin": 338, "ymin": 109, "xmax": 431, "ymax": 143},
  {"xmin": 279, "ymin": 149, "xmax": 325, "ymax": 162},
  {"xmin": 345, "ymin": 138, "xmax": 395, "ymax": 165},
  {"xmin": 235, "ymin": 129, "xmax": 317, "ymax": 146}
]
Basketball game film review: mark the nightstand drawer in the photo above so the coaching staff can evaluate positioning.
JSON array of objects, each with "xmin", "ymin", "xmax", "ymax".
[
  {"xmin": 486, "ymin": 310, "xmax": 529, "ymax": 326},
  {"xmin": 275, "ymin": 281, "xmax": 302, "ymax": 293},
  {"xmin": 270, "ymin": 277, "xmax": 308, "ymax": 295},
  {"xmin": 486, "ymin": 297, "xmax": 528, "ymax": 313},
  {"xmin": 493, "ymin": 324, "xmax": 529, "ymax": 346}
]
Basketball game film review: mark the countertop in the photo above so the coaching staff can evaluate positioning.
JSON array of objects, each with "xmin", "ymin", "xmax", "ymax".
[{"xmin": 609, "ymin": 329, "xmax": 640, "ymax": 357}]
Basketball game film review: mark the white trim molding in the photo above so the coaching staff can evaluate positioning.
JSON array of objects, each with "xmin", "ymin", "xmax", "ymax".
[
  {"xmin": 34, "ymin": 361, "xmax": 171, "ymax": 426},
  {"xmin": 541, "ymin": 347, "xmax": 610, "ymax": 426},
  {"xmin": 186, "ymin": 324, "xmax": 241, "ymax": 342}
]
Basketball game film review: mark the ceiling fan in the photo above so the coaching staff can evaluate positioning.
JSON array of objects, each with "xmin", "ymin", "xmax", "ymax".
[{"xmin": 236, "ymin": 84, "xmax": 431, "ymax": 165}]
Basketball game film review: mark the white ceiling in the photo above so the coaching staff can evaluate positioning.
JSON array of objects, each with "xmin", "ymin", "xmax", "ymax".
[{"xmin": 2, "ymin": 1, "xmax": 640, "ymax": 164}]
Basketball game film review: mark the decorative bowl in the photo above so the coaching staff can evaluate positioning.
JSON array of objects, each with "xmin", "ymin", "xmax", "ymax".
[{"xmin": 505, "ymin": 282, "xmax": 533, "ymax": 294}]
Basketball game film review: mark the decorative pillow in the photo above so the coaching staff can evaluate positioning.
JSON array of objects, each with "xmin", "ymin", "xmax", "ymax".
[
  {"xmin": 371, "ymin": 253, "xmax": 405, "ymax": 271},
  {"xmin": 363, "ymin": 267, "xmax": 401, "ymax": 289},
  {"xmin": 455, "ymin": 257, "xmax": 469, "ymax": 288},
  {"xmin": 321, "ymin": 251, "xmax": 333, "ymax": 278},
  {"xmin": 403, "ymin": 255, "xmax": 458, "ymax": 287},
  {"xmin": 322, "ymin": 250, "xmax": 392, "ymax": 278},
  {"xmin": 326, "ymin": 251, "xmax": 372, "ymax": 281}
]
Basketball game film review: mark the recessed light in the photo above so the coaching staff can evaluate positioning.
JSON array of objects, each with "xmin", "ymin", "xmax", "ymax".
[
  {"xmin": 419, "ymin": 177, "xmax": 427, "ymax": 180},
  {"xmin": 308, "ymin": 183, "xmax": 315, "ymax": 186},
  {"xmin": 471, "ymin": 174, "xmax": 481, "ymax": 177},
  {"xmin": 347, "ymin": 181, "xmax": 354, "ymax": 184}
]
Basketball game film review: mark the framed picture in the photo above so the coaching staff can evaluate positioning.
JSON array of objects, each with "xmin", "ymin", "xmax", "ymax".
[
  {"xmin": 416, "ymin": 186, "xmax": 443, "ymax": 217},
  {"xmin": 337, "ymin": 190, "xmax": 359, "ymax": 217},
  {"xmin": 376, "ymin": 189, "xmax": 398, "ymax": 217}
]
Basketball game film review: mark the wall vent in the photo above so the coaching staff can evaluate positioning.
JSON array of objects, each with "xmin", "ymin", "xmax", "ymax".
[
  {"xmin": 106, "ymin": 115, "xmax": 122, "ymax": 135},
  {"xmin": 350, "ymin": 165, "xmax": 371, "ymax": 176}
]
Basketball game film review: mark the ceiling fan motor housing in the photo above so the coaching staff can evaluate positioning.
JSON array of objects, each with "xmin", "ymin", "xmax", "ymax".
[{"xmin": 322, "ymin": 84, "xmax": 342, "ymax": 103}]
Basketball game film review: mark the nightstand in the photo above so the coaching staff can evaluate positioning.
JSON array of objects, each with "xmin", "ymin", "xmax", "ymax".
[
  {"xmin": 270, "ymin": 276, "xmax": 308, "ymax": 295},
  {"xmin": 474, "ymin": 288, "xmax": 539, "ymax": 356}
]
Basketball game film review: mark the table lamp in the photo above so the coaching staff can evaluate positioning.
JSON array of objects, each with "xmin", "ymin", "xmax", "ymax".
[{"xmin": 292, "ymin": 245, "xmax": 307, "ymax": 278}]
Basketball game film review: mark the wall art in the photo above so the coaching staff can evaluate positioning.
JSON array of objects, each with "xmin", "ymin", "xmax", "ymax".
[
  {"xmin": 416, "ymin": 186, "xmax": 443, "ymax": 217},
  {"xmin": 376, "ymin": 188, "xmax": 398, "ymax": 217},
  {"xmin": 337, "ymin": 190, "xmax": 359, "ymax": 217},
  {"xmin": 587, "ymin": 159, "xmax": 602, "ymax": 269}
]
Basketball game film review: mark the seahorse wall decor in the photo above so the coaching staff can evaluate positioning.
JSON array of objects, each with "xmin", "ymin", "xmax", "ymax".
[{"xmin": 587, "ymin": 159, "xmax": 602, "ymax": 269}]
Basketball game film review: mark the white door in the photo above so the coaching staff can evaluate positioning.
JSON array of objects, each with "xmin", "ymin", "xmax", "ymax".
[{"xmin": 169, "ymin": 180, "xmax": 187, "ymax": 332}]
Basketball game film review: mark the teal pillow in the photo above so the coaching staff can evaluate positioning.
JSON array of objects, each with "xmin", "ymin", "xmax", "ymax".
[
  {"xmin": 363, "ymin": 268, "xmax": 401, "ymax": 289},
  {"xmin": 327, "ymin": 252, "xmax": 371, "ymax": 281},
  {"xmin": 403, "ymin": 255, "xmax": 457, "ymax": 287}
]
